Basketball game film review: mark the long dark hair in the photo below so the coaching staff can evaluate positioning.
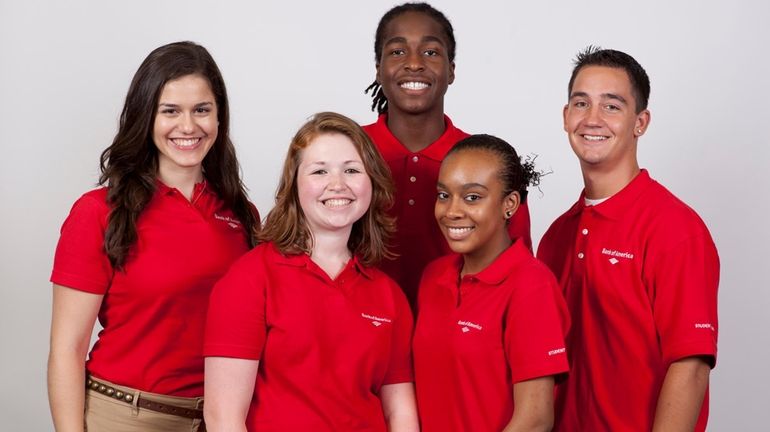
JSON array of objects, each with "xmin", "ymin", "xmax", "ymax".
[{"xmin": 99, "ymin": 41, "xmax": 258, "ymax": 269}]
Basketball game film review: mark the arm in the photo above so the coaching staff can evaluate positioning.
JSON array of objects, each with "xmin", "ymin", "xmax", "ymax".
[
  {"xmin": 204, "ymin": 357, "xmax": 259, "ymax": 432},
  {"xmin": 502, "ymin": 376, "xmax": 555, "ymax": 432},
  {"xmin": 380, "ymin": 382, "xmax": 419, "ymax": 432},
  {"xmin": 652, "ymin": 357, "xmax": 711, "ymax": 432},
  {"xmin": 47, "ymin": 284, "xmax": 103, "ymax": 432}
]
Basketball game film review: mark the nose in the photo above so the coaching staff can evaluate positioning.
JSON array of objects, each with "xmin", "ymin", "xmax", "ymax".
[
  {"xmin": 404, "ymin": 50, "xmax": 424, "ymax": 72},
  {"xmin": 444, "ymin": 197, "xmax": 463, "ymax": 219},
  {"xmin": 585, "ymin": 105, "xmax": 602, "ymax": 126},
  {"xmin": 327, "ymin": 171, "xmax": 346, "ymax": 191},
  {"xmin": 179, "ymin": 113, "xmax": 195, "ymax": 134}
]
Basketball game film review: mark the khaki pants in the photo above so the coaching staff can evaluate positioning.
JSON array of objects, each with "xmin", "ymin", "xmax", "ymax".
[{"xmin": 84, "ymin": 377, "xmax": 204, "ymax": 432}]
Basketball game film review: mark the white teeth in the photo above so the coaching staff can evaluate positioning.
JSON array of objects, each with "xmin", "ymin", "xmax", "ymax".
[
  {"xmin": 172, "ymin": 138, "xmax": 199, "ymax": 148},
  {"xmin": 448, "ymin": 227, "xmax": 473, "ymax": 235},
  {"xmin": 583, "ymin": 135, "xmax": 607, "ymax": 141},
  {"xmin": 324, "ymin": 199, "xmax": 351, "ymax": 208},
  {"xmin": 400, "ymin": 82, "xmax": 429, "ymax": 90}
]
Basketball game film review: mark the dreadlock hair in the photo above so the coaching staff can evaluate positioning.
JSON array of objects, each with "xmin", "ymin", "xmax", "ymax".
[
  {"xmin": 445, "ymin": 134, "xmax": 542, "ymax": 205},
  {"xmin": 99, "ymin": 41, "xmax": 259, "ymax": 269},
  {"xmin": 364, "ymin": 2, "xmax": 456, "ymax": 114},
  {"xmin": 568, "ymin": 45, "xmax": 651, "ymax": 113}
]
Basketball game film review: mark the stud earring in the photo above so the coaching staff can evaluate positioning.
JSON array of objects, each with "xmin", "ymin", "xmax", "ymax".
[
  {"xmin": 637, "ymin": 129, "xmax": 643, "ymax": 134},
  {"xmin": 505, "ymin": 210, "xmax": 512, "ymax": 218}
]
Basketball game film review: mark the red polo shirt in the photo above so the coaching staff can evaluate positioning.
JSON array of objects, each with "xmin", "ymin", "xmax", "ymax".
[
  {"xmin": 413, "ymin": 240, "xmax": 569, "ymax": 432},
  {"xmin": 363, "ymin": 114, "xmax": 532, "ymax": 306},
  {"xmin": 51, "ymin": 182, "xmax": 252, "ymax": 396},
  {"xmin": 204, "ymin": 242, "xmax": 414, "ymax": 431},
  {"xmin": 537, "ymin": 170, "xmax": 719, "ymax": 432}
]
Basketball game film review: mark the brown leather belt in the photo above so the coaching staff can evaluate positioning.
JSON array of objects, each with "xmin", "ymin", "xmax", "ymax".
[{"xmin": 86, "ymin": 377, "xmax": 204, "ymax": 420}]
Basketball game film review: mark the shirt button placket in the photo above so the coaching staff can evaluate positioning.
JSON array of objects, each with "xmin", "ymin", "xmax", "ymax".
[
  {"xmin": 406, "ymin": 155, "xmax": 419, "ymax": 209},
  {"xmin": 574, "ymin": 211, "xmax": 593, "ymax": 274}
]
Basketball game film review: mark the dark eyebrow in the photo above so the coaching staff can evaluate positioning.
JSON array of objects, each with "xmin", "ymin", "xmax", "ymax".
[
  {"xmin": 384, "ymin": 36, "xmax": 407, "ymax": 46},
  {"xmin": 158, "ymin": 101, "xmax": 214, "ymax": 108},
  {"xmin": 462, "ymin": 183, "xmax": 488, "ymax": 191},
  {"xmin": 602, "ymin": 93, "xmax": 627, "ymax": 105},
  {"xmin": 421, "ymin": 35, "xmax": 445, "ymax": 45},
  {"xmin": 436, "ymin": 182, "xmax": 489, "ymax": 191},
  {"xmin": 568, "ymin": 91, "xmax": 627, "ymax": 105},
  {"xmin": 384, "ymin": 35, "xmax": 446, "ymax": 46}
]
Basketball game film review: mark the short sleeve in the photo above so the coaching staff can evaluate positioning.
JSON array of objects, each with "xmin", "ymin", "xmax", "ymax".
[
  {"xmin": 204, "ymin": 251, "xmax": 268, "ymax": 360},
  {"xmin": 383, "ymin": 282, "xmax": 415, "ymax": 385},
  {"xmin": 50, "ymin": 192, "xmax": 113, "ymax": 293},
  {"xmin": 651, "ymin": 233, "xmax": 719, "ymax": 367},
  {"xmin": 504, "ymin": 265, "xmax": 570, "ymax": 383}
]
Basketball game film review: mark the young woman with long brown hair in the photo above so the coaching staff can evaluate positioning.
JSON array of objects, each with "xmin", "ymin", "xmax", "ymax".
[{"xmin": 48, "ymin": 41, "xmax": 258, "ymax": 431}]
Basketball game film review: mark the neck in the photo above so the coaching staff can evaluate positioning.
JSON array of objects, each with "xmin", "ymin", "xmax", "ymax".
[
  {"xmin": 386, "ymin": 109, "xmax": 447, "ymax": 153},
  {"xmin": 157, "ymin": 163, "xmax": 204, "ymax": 201},
  {"xmin": 461, "ymin": 234, "xmax": 512, "ymax": 277},
  {"xmin": 581, "ymin": 160, "xmax": 640, "ymax": 200},
  {"xmin": 310, "ymin": 228, "xmax": 353, "ymax": 279}
]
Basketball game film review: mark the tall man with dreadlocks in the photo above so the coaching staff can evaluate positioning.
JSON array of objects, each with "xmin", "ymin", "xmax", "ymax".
[{"xmin": 363, "ymin": 2, "xmax": 532, "ymax": 307}]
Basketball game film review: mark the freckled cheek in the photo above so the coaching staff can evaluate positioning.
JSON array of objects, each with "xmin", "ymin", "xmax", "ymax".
[
  {"xmin": 297, "ymin": 178, "xmax": 322, "ymax": 210},
  {"xmin": 356, "ymin": 178, "xmax": 374, "ymax": 209}
]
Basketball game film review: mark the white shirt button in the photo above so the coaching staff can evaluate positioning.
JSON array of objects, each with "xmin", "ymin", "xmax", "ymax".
[
  {"xmin": 412, "ymin": 156, "xmax": 419, "ymax": 162},
  {"xmin": 409, "ymin": 176, "xmax": 416, "ymax": 182},
  {"xmin": 408, "ymin": 199, "xmax": 415, "ymax": 205},
  {"xmin": 577, "ymin": 252, "xmax": 584, "ymax": 259},
  {"xmin": 582, "ymin": 228, "xmax": 589, "ymax": 235}
]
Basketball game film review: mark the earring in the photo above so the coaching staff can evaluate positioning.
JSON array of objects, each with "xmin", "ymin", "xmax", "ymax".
[
  {"xmin": 505, "ymin": 210, "xmax": 512, "ymax": 218},
  {"xmin": 637, "ymin": 129, "xmax": 643, "ymax": 134}
]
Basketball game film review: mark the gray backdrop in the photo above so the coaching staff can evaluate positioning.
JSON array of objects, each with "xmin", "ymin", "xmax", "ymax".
[{"xmin": 1, "ymin": 0, "xmax": 768, "ymax": 429}]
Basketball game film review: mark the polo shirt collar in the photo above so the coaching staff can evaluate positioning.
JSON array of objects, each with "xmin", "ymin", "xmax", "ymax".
[
  {"xmin": 270, "ymin": 243, "xmax": 375, "ymax": 280},
  {"xmin": 471, "ymin": 239, "xmax": 530, "ymax": 285},
  {"xmin": 435, "ymin": 239, "xmax": 530, "ymax": 287},
  {"xmin": 373, "ymin": 113, "xmax": 463, "ymax": 162},
  {"xmin": 155, "ymin": 178, "xmax": 211, "ymax": 197},
  {"xmin": 567, "ymin": 169, "xmax": 654, "ymax": 220}
]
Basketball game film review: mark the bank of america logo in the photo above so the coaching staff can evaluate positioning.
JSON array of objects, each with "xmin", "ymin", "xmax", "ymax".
[
  {"xmin": 361, "ymin": 313, "xmax": 391, "ymax": 327},
  {"xmin": 458, "ymin": 320, "xmax": 482, "ymax": 333},
  {"xmin": 602, "ymin": 248, "xmax": 633, "ymax": 265}
]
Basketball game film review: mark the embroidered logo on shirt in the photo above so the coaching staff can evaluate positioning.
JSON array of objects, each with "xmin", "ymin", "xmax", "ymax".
[
  {"xmin": 602, "ymin": 248, "xmax": 634, "ymax": 264},
  {"xmin": 362, "ymin": 313, "xmax": 392, "ymax": 327},
  {"xmin": 458, "ymin": 320, "xmax": 482, "ymax": 333},
  {"xmin": 694, "ymin": 323, "xmax": 716, "ymax": 331},
  {"xmin": 214, "ymin": 213, "xmax": 242, "ymax": 229},
  {"xmin": 548, "ymin": 347, "xmax": 566, "ymax": 356}
]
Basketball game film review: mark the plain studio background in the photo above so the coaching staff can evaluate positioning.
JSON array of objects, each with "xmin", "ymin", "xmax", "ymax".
[{"xmin": 1, "ymin": 0, "xmax": 768, "ymax": 429}]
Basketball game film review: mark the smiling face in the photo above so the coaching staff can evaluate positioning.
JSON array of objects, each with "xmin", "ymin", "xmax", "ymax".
[
  {"xmin": 297, "ymin": 133, "xmax": 373, "ymax": 238},
  {"xmin": 563, "ymin": 66, "xmax": 650, "ymax": 174},
  {"xmin": 435, "ymin": 149, "xmax": 518, "ymax": 274},
  {"xmin": 152, "ymin": 74, "xmax": 218, "ymax": 180},
  {"xmin": 376, "ymin": 11, "xmax": 455, "ymax": 118}
]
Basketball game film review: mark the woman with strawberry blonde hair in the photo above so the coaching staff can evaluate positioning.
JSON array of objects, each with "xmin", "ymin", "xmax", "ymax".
[{"xmin": 204, "ymin": 112, "xmax": 418, "ymax": 432}]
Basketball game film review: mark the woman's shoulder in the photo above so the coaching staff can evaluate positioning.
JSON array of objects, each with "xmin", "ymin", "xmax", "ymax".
[
  {"xmin": 76, "ymin": 187, "xmax": 109, "ymax": 207},
  {"xmin": 64, "ymin": 187, "xmax": 110, "ymax": 222}
]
